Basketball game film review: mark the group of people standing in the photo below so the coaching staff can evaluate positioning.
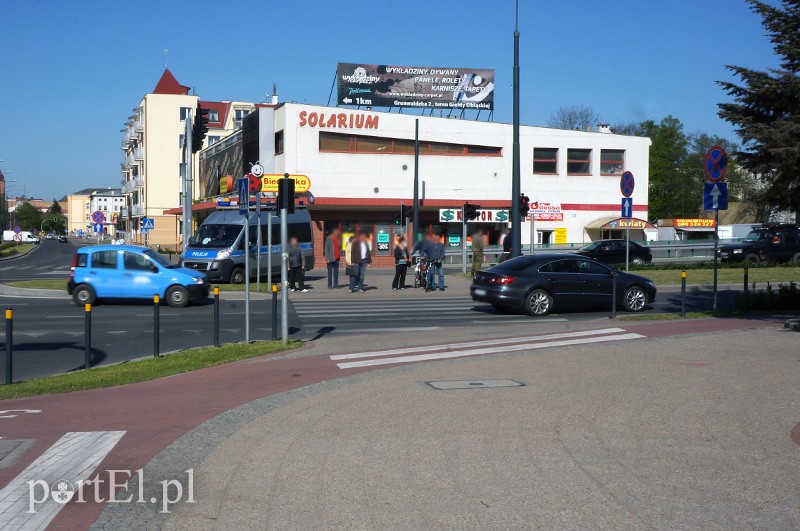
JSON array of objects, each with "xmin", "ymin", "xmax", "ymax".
[{"xmin": 323, "ymin": 228, "xmax": 372, "ymax": 293}]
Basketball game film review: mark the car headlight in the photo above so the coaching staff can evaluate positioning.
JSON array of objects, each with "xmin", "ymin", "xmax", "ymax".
[
  {"xmin": 216, "ymin": 249, "xmax": 230, "ymax": 259},
  {"xmin": 194, "ymin": 277, "xmax": 205, "ymax": 284},
  {"xmin": 732, "ymin": 249, "xmax": 743, "ymax": 254}
]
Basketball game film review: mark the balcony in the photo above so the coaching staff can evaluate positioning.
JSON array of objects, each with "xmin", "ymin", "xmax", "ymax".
[
  {"xmin": 133, "ymin": 147, "xmax": 143, "ymax": 160},
  {"xmin": 120, "ymin": 207, "xmax": 129, "ymax": 218},
  {"xmin": 121, "ymin": 138, "xmax": 128, "ymax": 150},
  {"xmin": 131, "ymin": 204, "xmax": 144, "ymax": 217},
  {"xmin": 120, "ymin": 163, "xmax": 131, "ymax": 174},
  {"xmin": 133, "ymin": 118, "xmax": 143, "ymax": 132},
  {"xmin": 133, "ymin": 175, "xmax": 145, "ymax": 188},
  {"xmin": 121, "ymin": 180, "xmax": 134, "ymax": 193}
]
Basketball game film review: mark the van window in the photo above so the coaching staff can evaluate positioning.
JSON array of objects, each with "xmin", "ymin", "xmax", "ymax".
[
  {"xmin": 190, "ymin": 224, "xmax": 241, "ymax": 248},
  {"xmin": 266, "ymin": 223, "xmax": 312, "ymax": 244},
  {"xmin": 91, "ymin": 251, "xmax": 118, "ymax": 269}
]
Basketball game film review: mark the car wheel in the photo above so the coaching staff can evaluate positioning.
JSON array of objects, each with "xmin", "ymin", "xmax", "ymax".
[
  {"xmin": 631, "ymin": 256, "xmax": 644, "ymax": 266},
  {"xmin": 72, "ymin": 284, "xmax": 95, "ymax": 307},
  {"xmin": 745, "ymin": 253, "xmax": 760, "ymax": 264},
  {"xmin": 491, "ymin": 304, "xmax": 512, "ymax": 313},
  {"xmin": 623, "ymin": 286, "xmax": 647, "ymax": 312},
  {"xmin": 524, "ymin": 289, "xmax": 553, "ymax": 317},
  {"xmin": 230, "ymin": 267, "xmax": 245, "ymax": 284},
  {"xmin": 166, "ymin": 286, "xmax": 189, "ymax": 308}
]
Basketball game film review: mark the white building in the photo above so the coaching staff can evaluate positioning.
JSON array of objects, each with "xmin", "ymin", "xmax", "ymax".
[{"xmin": 182, "ymin": 103, "xmax": 652, "ymax": 267}]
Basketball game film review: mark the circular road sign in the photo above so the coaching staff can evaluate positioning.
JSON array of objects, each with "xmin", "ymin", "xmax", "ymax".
[
  {"xmin": 704, "ymin": 145, "xmax": 728, "ymax": 183},
  {"xmin": 250, "ymin": 163, "xmax": 265, "ymax": 177},
  {"xmin": 12, "ymin": 233, "xmax": 21, "ymax": 243},
  {"xmin": 620, "ymin": 171, "xmax": 635, "ymax": 198},
  {"xmin": 12, "ymin": 225, "xmax": 21, "ymax": 234},
  {"xmin": 91, "ymin": 210, "xmax": 106, "ymax": 224}
]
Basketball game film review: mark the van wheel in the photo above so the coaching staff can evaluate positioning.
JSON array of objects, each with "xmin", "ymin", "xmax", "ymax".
[
  {"xmin": 72, "ymin": 285, "xmax": 95, "ymax": 307},
  {"xmin": 524, "ymin": 289, "xmax": 553, "ymax": 316},
  {"xmin": 745, "ymin": 253, "xmax": 760, "ymax": 264},
  {"xmin": 166, "ymin": 286, "xmax": 189, "ymax": 307},
  {"xmin": 230, "ymin": 267, "xmax": 244, "ymax": 284}
]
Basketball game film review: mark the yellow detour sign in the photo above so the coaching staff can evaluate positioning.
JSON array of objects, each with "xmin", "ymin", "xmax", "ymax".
[{"xmin": 260, "ymin": 174, "xmax": 311, "ymax": 193}]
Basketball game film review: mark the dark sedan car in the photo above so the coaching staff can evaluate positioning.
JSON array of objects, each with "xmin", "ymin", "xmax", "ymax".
[
  {"xmin": 470, "ymin": 254, "xmax": 657, "ymax": 316},
  {"xmin": 576, "ymin": 239, "xmax": 652, "ymax": 266}
]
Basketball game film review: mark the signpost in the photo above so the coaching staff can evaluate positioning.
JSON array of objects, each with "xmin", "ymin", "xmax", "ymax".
[
  {"xmin": 251, "ymin": 163, "xmax": 265, "ymax": 293},
  {"xmin": 12, "ymin": 226, "xmax": 21, "ymax": 235},
  {"xmin": 237, "ymin": 177, "xmax": 250, "ymax": 343},
  {"xmin": 12, "ymin": 233, "xmax": 21, "ymax": 243},
  {"xmin": 703, "ymin": 145, "xmax": 729, "ymax": 312},
  {"xmin": 141, "ymin": 218, "xmax": 155, "ymax": 231},
  {"xmin": 620, "ymin": 171, "xmax": 635, "ymax": 271}
]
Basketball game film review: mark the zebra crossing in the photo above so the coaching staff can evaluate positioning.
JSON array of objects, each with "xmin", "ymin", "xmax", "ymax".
[
  {"xmin": 290, "ymin": 295, "xmax": 567, "ymax": 334},
  {"xmin": 330, "ymin": 327, "xmax": 646, "ymax": 369}
]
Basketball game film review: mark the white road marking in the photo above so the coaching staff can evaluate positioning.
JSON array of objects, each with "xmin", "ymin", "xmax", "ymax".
[
  {"xmin": 336, "ymin": 326, "xmax": 442, "ymax": 334},
  {"xmin": 45, "ymin": 315, "xmax": 84, "ymax": 319},
  {"xmin": 331, "ymin": 328, "xmax": 628, "ymax": 361},
  {"xmin": 0, "ymin": 409, "xmax": 41, "ymax": 419},
  {"xmin": 0, "ymin": 431, "xmax": 125, "ymax": 530},
  {"xmin": 470, "ymin": 318, "xmax": 568, "ymax": 324},
  {"xmin": 336, "ymin": 332, "xmax": 644, "ymax": 369}
]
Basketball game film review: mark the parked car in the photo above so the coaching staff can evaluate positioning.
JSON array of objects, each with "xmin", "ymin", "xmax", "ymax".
[
  {"xmin": 718, "ymin": 224, "xmax": 800, "ymax": 264},
  {"xmin": 68, "ymin": 245, "xmax": 209, "ymax": 307},
  {"xmin": 45, "ymin": 233, "xmax": 56, "ymax": 240},
  {"xmin": 470, "ymin": 254, "xmax": 657, "ymax": 316},
  {"xmin": 576, "ymin": 239, "xmax": 652, "ymax": 266},
  {"xmin": 58, "ymin": 235, "xmax": 68, "ymax": 243}
]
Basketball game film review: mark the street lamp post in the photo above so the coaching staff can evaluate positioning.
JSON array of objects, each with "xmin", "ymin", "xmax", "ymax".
[{"xmin": 510, "ymin": 0, "xmax": 522, "ymax": 258}]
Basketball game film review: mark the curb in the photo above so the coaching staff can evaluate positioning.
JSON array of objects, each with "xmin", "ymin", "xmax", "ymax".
[{"xmin": 0, "ymin": 244, "xmax": 39, "ymax": 262}]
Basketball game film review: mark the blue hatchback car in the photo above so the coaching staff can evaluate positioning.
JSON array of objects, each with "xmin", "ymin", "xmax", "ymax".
[{"xmin": 68, "ymin": 245, "xmax": 209, "ymax": 307}]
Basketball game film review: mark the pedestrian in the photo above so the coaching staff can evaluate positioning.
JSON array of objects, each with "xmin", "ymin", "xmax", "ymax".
[
  {"xmin": 349, "ymin": 233, "xmax": 371, "ymax": 293},
  {"xmin": 499, "ymin": 228, "xmax": 512, "ymax": 263},
  {"xmin": 392, "ymin": 236, "xmax": 410, "ymax": 290},
  {"xmin": 324, "ymin": 227, "xmax": 341, "ymax": 289},
  {"xmin": 471, "ymin": 229, "xmax": 484, "ymax": 277},
  {"xmin": 430, "ymin": 234, "xmax": 446, "ymax": 291},
  {"xmin": 287, "ymin": 237, "xmax": 307, "ymax": 292}
]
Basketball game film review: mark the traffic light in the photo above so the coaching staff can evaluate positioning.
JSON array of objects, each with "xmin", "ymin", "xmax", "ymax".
[
  {"xmin": 277, "ymin": 176, "xmax": 295, "ymax": 213},
  {"xmin": 401, "ymin": 205, "xmax": 413, "ymax": 220},
  {"xmin": 394, "ymin": 214, "xmax": 402, "ymax": 226},
  {"xmin": 519, "ymin": 194, "xmax": 530, "ymax": 217},
  {"xmin": 191, "ymin": 105, "xmax": 210, "ymax": 153},
  {"xmin": 463, "ymin": 203, "xmax": 481, "ymax": 221}
]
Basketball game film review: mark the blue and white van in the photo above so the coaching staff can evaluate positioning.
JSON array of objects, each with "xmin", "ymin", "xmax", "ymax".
[
  {"xmin": 68, "ymin": 245, "xmax": 209, "ymax": 307},
  {"xmin": 181, "ymin": 208, "xmax": 314, "ymax": 283}
]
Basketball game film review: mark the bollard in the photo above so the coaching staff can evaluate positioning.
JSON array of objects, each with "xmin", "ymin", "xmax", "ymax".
[
  {"xmin": 5, "ymin": 308, "xmax": 12, "ymax": 385},
  {"xmin": 271, "ymin": 283, "xmax": 278, "ymax": 341},
  {"xmin": 681, "ymin": 270, "xmax": 686, "ymax": 318},
  {"xmin": 610, "ymin": 273, "xmax": 617, "ymax": 319},
  {"xmin": 743, "ymin": 267, "xmax": 749, "ymax": 315},
  {"xmin": 213, "ymin": 286, "xmax": 220, "ymax": 347},
  {"xmin": 84, "ymin": 303, "xmax": 92, "ymax": 370},
  {"xmin": 153, "ymin": 294, "xmax": 160, "ymax": 357}
]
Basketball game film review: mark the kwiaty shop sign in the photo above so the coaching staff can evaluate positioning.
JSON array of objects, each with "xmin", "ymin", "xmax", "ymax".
[{"xmin": 439, "ymin": 208, "xmax": 509, "ymax": 223}]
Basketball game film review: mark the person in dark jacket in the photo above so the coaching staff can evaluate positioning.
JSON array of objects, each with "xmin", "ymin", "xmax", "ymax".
[
  {"xmin": 392, "ymin": 236, "xmax": 410, "ymax": 290},
  {"xmin": 287, "ymin": 237, "xmax": 307, "ymax": 292},
  {"xmin": 430, "ymin": 234, "xmax": 447, "ymax": 291},
  {"xmin": 499, "ymin": 228, "xmax": 512, "ymax": 263},
  {"xmin": 324, "ymin": 227, "xmax": 341, "ymax": 289},
  {"xmin": 471, "ymin": 229, "xmax": 485, "ymax": 278}
]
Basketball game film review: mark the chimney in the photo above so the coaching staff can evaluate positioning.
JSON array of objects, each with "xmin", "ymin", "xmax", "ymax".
[
  {"xmin": 598, "ymin": 124, "xmax": 611, "ymax": 134},
  {"xmin": 271, "ymin": 83, "xmax": 279, "ymax": 105}
]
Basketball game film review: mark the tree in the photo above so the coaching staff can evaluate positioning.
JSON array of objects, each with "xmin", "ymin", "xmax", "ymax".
[
  {"xmin": 638, "ymin": 116, "xmax": 691, "ymax": 220},
  {"xmin": 717, "ymin": 0, "xmax": 800, "ymax": 214},
  {"xmin": 14, "ymin": 202, "xmax": 43, "ymax": 232},
  {"xmin": 610, "ymin": 122, "xmax": 644, "ymax": 136},
  {"xmin": 547, "ymin": 105, "xmax": 601, "ymax": 130},
  {"xmin": 47, "ymin": 200, "xmax": 62, "ymax": 215}
]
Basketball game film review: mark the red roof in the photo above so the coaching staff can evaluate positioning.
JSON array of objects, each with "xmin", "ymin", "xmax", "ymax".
[
  {"xmin": 199, "ymin": 100, "xmax": 229, "ymax": 128},
  {"xmin": 153, "ymin": 69, "xmax": 190, "ymax": 95}
]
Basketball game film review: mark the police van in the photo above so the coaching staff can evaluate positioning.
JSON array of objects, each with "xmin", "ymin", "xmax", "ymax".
[{"xmin": 181, "ymin": 207, "xmax": 314, "ymax": 283}]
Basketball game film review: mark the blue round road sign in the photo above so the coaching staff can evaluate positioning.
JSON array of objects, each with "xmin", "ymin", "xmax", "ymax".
[
  {"xmin": 12, "ymin": 226, "xmax": 21, "ymax": 234},
  {"xmin": 620, "ymin": 171, "xmax": 635, "ymax": 198},
  {"xmin": 91, "ymin": 210, "xmax": 106, "ymax": 224},
  {"xmin": 704, "ymin": 145, "xmax": 728, "ymax": 183}
]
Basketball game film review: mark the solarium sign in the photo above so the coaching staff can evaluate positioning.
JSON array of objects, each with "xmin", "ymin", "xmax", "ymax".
[{"xmin": 299, "ymin": 110, "xmax": 379, "ymax": 129}]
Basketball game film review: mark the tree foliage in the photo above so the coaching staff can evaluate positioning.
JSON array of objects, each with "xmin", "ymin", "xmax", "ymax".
[
  {"xmin": 15, "ymin": 202, "xmax": 43, "ymax": 231},
  {"xmin": 717, "ymin": 0, "xmax": 800, "ymax": 213},
  {"xmin": 547, "ymin": 105, "xmax": 601, "ymax": 130}
]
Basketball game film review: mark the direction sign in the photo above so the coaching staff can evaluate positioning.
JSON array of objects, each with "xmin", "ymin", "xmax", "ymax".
[
  {"xmin": 12, "ymin": 226, "xmax": 21, "ymax": 234},
  {"xmin": 141, "ymin": 218, "xmax": 155, "ymax": 230},
  {"xmin": 91, "ymin": 210, "xmax": 106, "ymax": 224},
  {"xmin": 704, "ymin": 145, "xmax": 728, "ymax": 183},
  {"xmin": 621, "ymin": 197, "xmax": 633, "ymax": 218},
  {"xmin": 620, "ymin": 171, "xmax": 635, "ymax": 198},
  {"xmin": 238, "ymin": 177, "xmax": 249, "ymax": 215},
  {"xmin": 93, "ymin": 223, "xmax": 104, "ymax": 233},
  {"xmin": 12, "ymin": 233, "xmax": 21, "ymax": 243},
  {"xmin": 703, "ymin": 182, "xmax": 729, "ymax": 210}
]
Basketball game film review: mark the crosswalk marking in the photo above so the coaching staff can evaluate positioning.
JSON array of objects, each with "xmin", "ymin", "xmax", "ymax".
[
  {"xmin": 333, "ymin": 328, "xmax": 644, "ymax": 369},
  {"xmin": 0, "ymin": 431, "xmax": 125, "ymax": 530}
]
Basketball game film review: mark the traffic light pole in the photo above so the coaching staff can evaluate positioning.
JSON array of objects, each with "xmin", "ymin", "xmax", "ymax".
[
  {"xmin": 510, "ymin": 0, "xmax": 522, "ymax": 258},
  {"xmin": 461, "ymin": 205, "xmax": 468, "ymax": 274},
  {"xmin": 413, "ymin": 119, "xmax": 420, "ymax": 241},
  {"xmin": 182, "ymin": 113, "xmax": 193, "ymax": 256}
]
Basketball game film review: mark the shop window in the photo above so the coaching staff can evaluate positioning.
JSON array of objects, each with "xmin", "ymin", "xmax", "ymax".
[
  {"xmin": 356, "ymin": 136, "xmax": 393, "ymax": 153},
  {"xmin": 319, "ymin": 132, "xmax": 353, "ymax": 152},
  {"xmin": 275, "ymin": 130, "xmax": 284, "ymax": 154},
  {"xmin": 319, "ymin": 132, "xmax": 500, "ymax": 157},
  {"xmin": 533, "ymin": 148, "xmax": 558, "ymax": 174},
  {"xmin": 567, "ymin": 149, "xmax": 592, "ymax": 175},
  {"xmin": 600, "ymin": 149, "xmax": 624, "ymax": 175}
]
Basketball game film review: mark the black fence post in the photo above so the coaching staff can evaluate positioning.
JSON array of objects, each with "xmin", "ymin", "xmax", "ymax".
[
  {"xmin": 271, "ymin": 283, "xmax": 278, "ymax": 341},
  {"xmin": 213, "ymin": 286, "xmax": 220, "ymax": 347},
  {"xmin": 84, "ymin": 303, "xmax": 92, "ymax": 370},
  {"xmin": 743, "ymin": 266, "xmax": 749, "ymax": 315},
  {"xmin": 154, "ymin": 294, "xmax": 160, "ymax": 357},
  {"xmin": 5, "ymin": 308, "xmax": 12, "ymax": 385},
  {"xmin": 610, "ymin": 273, "xmax": 617, "ymax": 320},
  {"xmin": 681, "ymin": 270, "xmax": 686, "ymax": 318}
]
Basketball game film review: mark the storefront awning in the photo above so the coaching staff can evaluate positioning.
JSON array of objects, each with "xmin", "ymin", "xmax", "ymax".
[{"xmin": 585, "ymin": 217, "xmax": 655, "ymax": 230}]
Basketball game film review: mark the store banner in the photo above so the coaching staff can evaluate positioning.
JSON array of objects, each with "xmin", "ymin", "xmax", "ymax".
[
  {"xmin": 337, "ymin": 63, "xmax": 495, "ymax": 110},
  {"xmin": 674, "ymin": 218, "xmax": 716, "ymax": 228},
  {"xmin": 527, "ymin": 202, "xmax": 564, "ymax": 222},
  {"xmin": 439, "ymin": 208, "xmax": 509, "ymax": 223},
  {"xmin": 554, "ymin": 228, "xmax": 567, "ymax": 244}
]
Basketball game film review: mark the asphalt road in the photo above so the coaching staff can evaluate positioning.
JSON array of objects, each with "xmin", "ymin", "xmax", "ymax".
[{"xmin": 0, "ymin": 241, "xmax": 747, "ymax": 381}]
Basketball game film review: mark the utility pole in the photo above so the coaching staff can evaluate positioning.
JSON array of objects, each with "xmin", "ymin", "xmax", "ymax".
[
  {"xmin": 183, "ymin": 112, "xmax": 193, "ymax": 255},
  {"xmin": 510, "ymin": 0, "xmax": 522, "ymax": 258},
  {"xmin": 413, "ymin": 119, "xmax": 420, "ymax": 241}
]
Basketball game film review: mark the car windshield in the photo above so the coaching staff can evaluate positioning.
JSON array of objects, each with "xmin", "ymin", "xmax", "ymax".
[
  {"xmin": 743, "ymin": 231, "xmax": 768, "ymax": 242},
  {"xmin": 188, "ymin": 224, "xmax": 241, "ymax": 248},
  {"xmin": 143, "ymin": 249, "xmax": 177, "ymax": 269},
  {"xmin": 580, "ymin": 241, "xmax": 602, "ymax": 251}
]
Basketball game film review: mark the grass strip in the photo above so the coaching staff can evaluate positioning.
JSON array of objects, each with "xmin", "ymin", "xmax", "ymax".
[
  {"xmin": 0, "ymin": 340, "xmax": 300, "ymax": 400},
  {"xmin": 0, "ymin": 244, "xmax": 35, "ymax": 257}
]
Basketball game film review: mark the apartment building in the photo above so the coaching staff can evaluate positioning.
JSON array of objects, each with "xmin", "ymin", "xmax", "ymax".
[
  {"xmin": 120, "ymin": 69, "xmax": 258, "ymax": 247},
  {"xmin": 66, "ymin": 188, "xmax": 125, "ymax": 235}
]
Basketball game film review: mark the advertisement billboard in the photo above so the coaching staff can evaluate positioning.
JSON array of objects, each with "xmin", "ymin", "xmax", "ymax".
[
  {"xmin": 337, "ymin": 63, "xmax": 495, "ymax": 110},
  {"xmin": 199, "ymin": 131, "xmax": 244, "ymax": 199}
]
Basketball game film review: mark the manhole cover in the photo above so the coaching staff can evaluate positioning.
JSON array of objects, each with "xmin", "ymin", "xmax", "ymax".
[{"xmin": 426, "ymin": 379, "xmax": 524, "ymax": 390}]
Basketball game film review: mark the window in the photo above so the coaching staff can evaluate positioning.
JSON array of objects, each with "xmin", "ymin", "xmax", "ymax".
[
  {"xmin": 578, "ymin": 260, "xmax": 609, "ymax": 275},
  {"xmin": 542, "ymin": 259, "xmax": 580, "ymax": 273},
  {"xmin": 75, "ymin": 254, "xmax": 87, "ymax": 268},
  {"xmin": 179, "ymin": 107, "xmax": 192, "ymax": 121},
  {"xmin": 207, "ymin": 109, "xmax": 219, "ymax": 122},
  {"xmin": 179, "ymin": 134, "xmax": 185, "ymax": 149},
  {"xmin": 275, "ymin": 130, "xmax": 284, "ymax": 154},
  {"xmin": 234, "ymin": 108, "xmax": 250, "ymax": 121},
  {"xmin": 600, "ymin": 149, "xmax": 624, "ymax": 175},
  {"xmin": 319, "ymin": 132, "xmax": 501, "ymax": 157},
  {"xmin": 533, "ymin": 148, "xmax": 558, "ymax": 174},
  {"xmin": 567, "ymin": 149, "xmax": 591, "ymax": 175},
  {"xmin": 123, "ymin": 251, "xmax": 154, "ymax": 272},
  {"xmin": 207, "ymin": 136, "xmax": 221, "ymax": 146},
  {"xmin": 90, "ymin": 250, "xmax": 117, "ymax": 269}
]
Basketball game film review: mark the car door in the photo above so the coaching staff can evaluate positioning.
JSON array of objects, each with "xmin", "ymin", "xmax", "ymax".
[
  {"xmin": 539, "ymin": 258, "xmax": 583, "ymax": 307},
  {"xmin": 122, "ymin": 250, "xmax": 161, "ymax": 299},
  {"xmin": 578, "ymin": 259, "xmax": 614, "ymax": 305},
  {"xmin": 87, "ymin": 250, "xmax": 125, "ymax": 298}
]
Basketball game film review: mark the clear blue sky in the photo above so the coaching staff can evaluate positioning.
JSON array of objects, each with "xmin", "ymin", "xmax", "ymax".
[{"xmin": 0, "ymin": 0, "xmax": 778, "ymax": 200}]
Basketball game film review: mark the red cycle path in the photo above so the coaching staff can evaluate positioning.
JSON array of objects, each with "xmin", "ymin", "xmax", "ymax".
[{"xmin": 0, "ymin": 318, "xmax": 777, "ymax": 528}]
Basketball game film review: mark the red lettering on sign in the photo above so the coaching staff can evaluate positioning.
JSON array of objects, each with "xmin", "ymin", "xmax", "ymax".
[
  {"xmin": 298, "ymin": 111, "xmax": 380, "ymax": 130},
  {"xmin": 338, "ymin": 113, "xmax": 347, "ymax": 128},
  {"xmin": 365, "ymin": 115, "xmax": 379, "ymax": 129},
  {"xmin": 299, "ymin": 110, "xmax": 307, "ymax": 127},
  {"xmin": 354, "ymin": 115, "xmax": 365, "ymax": 128},
  {"xmin": 308, "ymin": 113, "xmax": 318, "ymax": 127}
]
